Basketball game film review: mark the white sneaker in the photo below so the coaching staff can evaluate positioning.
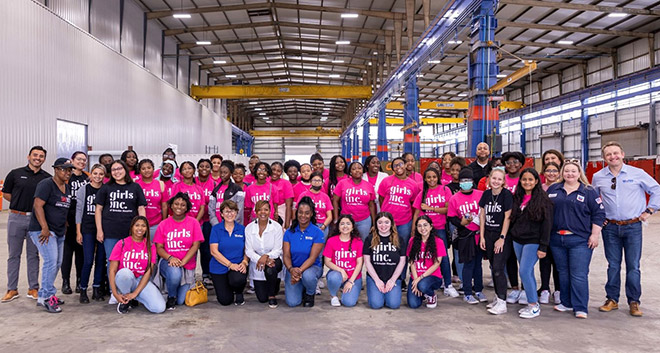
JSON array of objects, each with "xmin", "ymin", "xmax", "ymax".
[
  {"xmin": 488, "ymin": 299, "xmax": 507, "ymax": 315},
  {"xmin": 553, "ymin": 291, "xmax": 561, "ymax": 304},
  {"xmin": 487, "ymin": 279, "xmax": 494, "ymax": 288},
  {"xmin": 554, "ymin": 304, "xmax": 573, "ymax": 312},
  {"xmin": 519, "ymin": 304, "xmax": 540, "ymax": 318},
  {"xmin": 246, "ymin": 287, "xmax": 255, "ymax": 294},
  {"xmin": 315, "ymin": 281, "xmax": 322, "ymax": 295},
  {"xmin": 475, "ymin": 292, "xmax": 488, "ymax": 302},
  {"xmin": 108, "ymin": 294, "xmax": 118, "ymax": 305},
  {"xmin": 518, "ymin": 290, "xmax": 528, "ymax": 305},
  {"xmin": 444, "ymin": 286, "xmax": 460, "ymax": 298},
  {"xmin": 330, "ymin": 296, "xmax": 341, "ymax": 307},
  {"xmin": 575, "ymin": 311, "xmax": 588, "ymax": 319},
  {"xmin": 518, "ymin": 306, "xmax": 529, "ymax": 314},
  {"xmin": 506, "ymin": 290, "xmax": 521, "ymax": 304},
  {"xmin": 425, "ymin": 294, "xmax": 437, "ymax": 308},
  {"xmin": 464, "ymin": 295, "xmax": 479, "ymax": 304},
  {"xmin": 539, "ymin": 290, "xmax": 550, "ymax": 304},
  {"xmin": 486, "ymin": 296, "xmax": 498, "ymax": 309},
  {"xmin": 318, "ymin": 278, "xmax": 326, "ymax": 289}
]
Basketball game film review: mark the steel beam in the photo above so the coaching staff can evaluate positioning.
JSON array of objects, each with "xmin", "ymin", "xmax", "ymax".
[
  {"xmin": 497, "ymin": 20, "xmax": 651, "ymax": 39},
  {"xmin": 362, "ymin": 122, "xmax": 371, "ymax": 164},
  {"xmin": 249, "ymin": 129, "xmax": 342, "ymax": 137},
  {"xmin": 500, "ymin": 0, "xmax": 660, "ymax": 17},
  {"xmin": 369, "ymin": 117, "xmax": 465, "ymax": 124},
  {"xmin": 353, "ymin": 129, "xmax": 360, "ymax": 162},
  {"xmin": 581, "ymin": 100, "xmax": 589, "ymax": 170},
  {"xmin": 404, "ymin": 78, "xmax": 420, "ymax": 158},
  {"xmin": 489, "ymin": 61, "xmax": 537, "ymax": 93},
  {"xmin": 377, "ymin": 107, "xmax": 389, "ymax": 161},
  {"xmin": 191, "ymin": 85, "xmax": 373, "ymax": 100}
]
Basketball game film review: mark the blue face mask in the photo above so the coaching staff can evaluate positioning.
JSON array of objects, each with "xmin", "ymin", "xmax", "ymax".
[{"xmin": 459, "ymin": 181, "xmax": 473, "ymax": 191}]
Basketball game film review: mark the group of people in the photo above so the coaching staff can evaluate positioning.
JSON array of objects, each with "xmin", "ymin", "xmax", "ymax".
[{"xmin": 2, "ymin": 141, "xmax": 657, "ymax": 319}]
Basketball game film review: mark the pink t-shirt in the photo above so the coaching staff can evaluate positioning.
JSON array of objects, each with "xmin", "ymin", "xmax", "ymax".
[
  {"xmin": 367, "ymin": 174, "xmax": 378, "ymax": 187},
  {"xmin": 521, "ymin": 194, "xmax": 532, "ymax": 210},
  {"xmin": 505, "ymin": 175, "xmax": 519, "ymax": 194},
  {"xmin": 153, "ymin": 216, "xmax": 205, "ymax": 270},
  {"xmin": 244, "ymin": 182, "xmax": 282, "ymax": 221},
  {"xmin": 270, "ymin": 178, "xmax": 295, "ymax": 201},
  {"xmin": 378, "ymin": 175, "xmax": 420, "ymax": 225},
  {"xmin": 296, "ymin": 190, "xmax": 334, "ymax": 224},
  {"xmin": 409, "ymin": 171, "xmax": 424, "ymax": 184},
  {"xmin": 292, "ymin": 182, "xmax": 310, "ymax": 208},
  {"xmin": 413, "ymin": 185, "xmax": 452, "ymax": 229},
  {"xmin": 243, "ymin": 173, "xmax": 256, "ymax": 185},
  {"xmin": 169, "ymin": 182, "xmax": 206, "ymax": 222},
  {"xmin": 406, "ymin": 236, "xmax": 447, "ymax": 279},
  {"xmin": 196, "ymin": 177, "xmax": 216, "ymax": 223},
  {"xmin": 322, "ymin": 236, "xmax": 364, "ymax": 279},
  {"xmin": 212, "ymin": 183, "xmax": 229, "ymax": 221},
  {"xmin": 323, "ymin": 174, "xmax": 350, "ymax": 195},
  {"xmin": 109, "ymin": 237, "xmax": 156, "ymax": 278},
  {"xmin": 441, "ymin": 170, "xmax": 453, "ymax": 186},
  {"xmin": 129, "ymin": 170, "xmax": 140, "ymax": 182},
  {"xmin": 162, "ymin": 179, "xmax": 175, "ymax": 201},
  {"xmin": 447, "ymin": 190, "xmax": 484, "ymax": 242},
  {"xmin": 136, "ymin": 178, "xmax": 164, "ymax": 227},
  {"xmin": 333, "ymin": 178, "xmax": 376, "ymax": 222}
]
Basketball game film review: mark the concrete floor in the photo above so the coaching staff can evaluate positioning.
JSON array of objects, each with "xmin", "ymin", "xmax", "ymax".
[{"xmin": 0, "ymin": 212, "xmax": 659, "ymax": 352}]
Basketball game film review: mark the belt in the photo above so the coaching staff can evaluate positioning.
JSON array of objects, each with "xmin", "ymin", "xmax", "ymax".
[
  {"xmin": 557, "ymin": 230, "xmax": 573, "ymax": 235},
  {"xmin": 10, "ymin": 210, "xmax": 32, "ymax": 216},
  {"xmin": 606, "ymin": 218, "xmax": 640, "ymax": 226}
]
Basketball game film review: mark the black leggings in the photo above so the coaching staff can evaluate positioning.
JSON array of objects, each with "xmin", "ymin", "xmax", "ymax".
[
  {"xmin": 211, "ymin": 270, "xmax": 248, "ymax": 306},
  {"xmin": 199, "ymin": 222, "xmax": 212, "ymax": 276},
  {"xmin": 253, "ymin": 258, "xmax": 283, "ymax": 303},
  {"xmin": 484, "ymin": 230, "xmax": 510, "ymax": 300},
  {"xmin": 61, "ymin": 218, "xmax": 83, "ymax": 284},
  {"xmin": 539, "ymin": 247, "xmax": 560, "ymax": 292},
  {"xmin": 506, "ymin": 240, "xmax": 519, "ymax": 288}
]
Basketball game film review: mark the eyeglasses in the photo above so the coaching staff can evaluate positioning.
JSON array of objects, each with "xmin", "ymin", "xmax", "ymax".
[
  {"xmin": 222, "ymin": 209, "xmax": 237, "ymax": 214},
  {"xmin": 311, "ymin": 179, "xmax": 323, "ymax": 183},
  {"xmin": 545, "ymin": 169, "xmax": 559, "ymax": 174},
  {"xmin": 392, "ymin": 162, "xmax": 405, "ymax": 168},
  {"xmin": 611, "ymin": 177, "xmax": 616, "ymax": 190},
  {"xmin": 111, "ymin": 167, "xmax": 124, "ymax": 172},
  {"xmin": 256, "ymin": 168, "xmax": 267, "ymax": 172},
  {"xmin": 504, "ymin": 160, "xmax": 521, "ymax": 166}
]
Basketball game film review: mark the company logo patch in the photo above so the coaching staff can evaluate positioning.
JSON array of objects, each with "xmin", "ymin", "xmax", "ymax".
[
  {"xmin": 548, "ymin": 193, "xmax": 557, "ymax": 198},
  {"xmin": 576, "ymin": 195, "xmax": 585, "ymax": 202}
]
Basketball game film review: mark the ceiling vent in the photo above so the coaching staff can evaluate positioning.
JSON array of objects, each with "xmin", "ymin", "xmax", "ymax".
[{"xmin": 248, "ymin": 9, "xmax": 272, "ymax": 17}]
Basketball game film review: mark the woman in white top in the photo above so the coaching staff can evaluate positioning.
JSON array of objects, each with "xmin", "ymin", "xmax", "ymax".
[
  {"xmin": 245, "ymin": 200, "xmax": 284, "ymax": 308},
  {"xmin": 362, "ymin": 156, "xmax": 388, "ymax": 211}
]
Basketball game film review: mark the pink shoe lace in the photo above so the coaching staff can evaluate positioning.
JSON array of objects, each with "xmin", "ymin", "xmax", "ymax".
[{"xmin": 48, "ymin": 295, "xmax": 60, "ymax": 308}]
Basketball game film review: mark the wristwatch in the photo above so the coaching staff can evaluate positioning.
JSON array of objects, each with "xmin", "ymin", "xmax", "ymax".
[
  {"xmin": 499, "ymin": 235, "xmax": 505, "ymax": 240},
  {"xmin": 644, "ymin": 208, "xmax": 654, "ymax": 215}
]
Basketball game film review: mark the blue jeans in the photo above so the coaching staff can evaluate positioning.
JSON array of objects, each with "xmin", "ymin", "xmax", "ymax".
[
  {"xmin": 396, "ymin": 221, "xmax": 412, "ymax": 282},
  {"xmin": 355, "ymin": 216, "xmax": 372, "ymax": 242},
  {"xmin": 29, "ymin": 231, "xmax": 64, "ymax": 300},
  {"xmin": 513, "ymin": 241, "xmax": 540, "ymax": 304},
  {"xmin": 284, "ymin": 265, "xmax": 322, "ymax": 307},
  {"xmin": 115, "ymin": 268, "xmax": 165, "ymax": 313},
  {"xmin": 448, "ymin": 223, "xmax": 464, "ymax": 282},
  {"xmin": 461, "ymin": 246, "xmax": 483, "ymax": 296},
  {"xmin": 602, "ymin": 222, "xmax": 642, "ymax": 304},
  {"xmin": 200, "ymin": 221, "xmax": 212, "ymax": 276},
  {"xmin": 326, "ymin": 270, "xmax": 362, "ymax": 307},
  {"xmin": 158, "ymin": 259, "xmax": 191, "ymax": 305},
  {"xmin": 407, "ymin": 275, "xmax": 443, "ymax": 308},
  {"xmin": 366, "ymin": 276, "xmax": 401, "ymax": 309},
  {"xmin": 550, "ymin": 233, "xmax": 593, "ymax": 313},
  {"xmin": 80, "ymin": 233, "xmax": 106, "ymax": 290},
  {"xmin": 434, "ymin": 228, "xmax": 452, "ymax": 288},
  {"xmin": 149, "ymin": 224, "xmax": 159, "ymax": 242},
  {"xmin": 103, "ymin": 238, "xmax": 120, "ymax": 266}
]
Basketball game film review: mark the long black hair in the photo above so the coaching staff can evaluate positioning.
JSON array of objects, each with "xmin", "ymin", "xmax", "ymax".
[
  {"xmin": 421, "ymin": 167, "xmax": 442, "ymax": 206},
  {"xmin": 511, "ymin": 168, "xmax": 552, "ymax": 223},
  {"xmin": 328, "ymin": 214, "xmax": 361, "ymax": 252},
  {"xmin": 408, "ymin": 215, "xmax": 438, "ymax": 263},
  {"xmin": 120, "ymin": 150, "xmax": 139, "ymax": 171},
  {"xmin": 364, "ymin": 155, "xmax": 382, "ymax": 173},
  {"xmin": 289, "ymin": 196, "xmax": 317, "ymax": 232},
  {"xmin": 328, "ymin": 155, "xmax": 349, "ymax": 199}
]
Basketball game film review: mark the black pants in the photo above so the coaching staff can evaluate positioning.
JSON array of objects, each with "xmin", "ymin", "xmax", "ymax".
[
  {"xmin": 200, "ymin": 222, "xmax": 212, "ymax": 276},
  {"xmin": 506, "ymin": 239, "xmax": 519, "ymax": 288},
  {"xmin": 61, "ymin": 217, "xmax": 83, "ymax": 284},
  {"xmin": 539, "ymin": 247, "xmax": 560, "ymax": 292},
  {"xmin": 211, "ymin": 270, "xmax": 248, "ymax": 306},
  {"xmin": 253, "ymin": 258, "xmax": 283, "ymax": 303},
  {"xmin": 484, "ymin": 230, "xmax": 510, "ymax": 300}
]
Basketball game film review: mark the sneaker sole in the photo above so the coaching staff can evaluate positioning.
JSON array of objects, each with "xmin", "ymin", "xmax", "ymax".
[
  {"xmin": 27, "ymin": 295, "xmax": 38, "ymax": 300},
  {"xmin": 520, "ymin": 313, "xmax": 540, "ymax": 319},
  {"xmin": 488, "ymin": 309, "xmax": 507, "ymax": 315},
  {"xmin": 1, "ymin": 295, "xmax": 20, "ymax": 303}
]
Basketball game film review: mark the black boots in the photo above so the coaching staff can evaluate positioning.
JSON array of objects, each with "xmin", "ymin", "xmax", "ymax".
[
  {"xmin": 75, "ymin": 278, "xmax": 81, "ymax": 294},
  {"xmin": 79, "ymin": 290, "xmax": 90, "ymax": 304},
  {"xmin": 62, "ymin": 279, "xmax": 73, "ymax": 295},
  {"xmin": 302, "ymin": 292, "xmax": 315, "ymax": 307},
  {"xmin": 92, "ymin": 287, "xmax": 105, "ymax": 301}
]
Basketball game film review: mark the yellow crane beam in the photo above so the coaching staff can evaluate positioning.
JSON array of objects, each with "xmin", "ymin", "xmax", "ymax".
[
  {"xmin": 385, "ymin": 101, "xmax": 524, "ymax": 110},
  {"xmin": 368, "ymin": 117, "xmax": 465, "ymax": 125},
  {"xmin": 249, "ymin": 128, "xmax": 342, "ymax": 137},
  {"xmin": 489, "ymin": 61, "xmax": 538, "ymax": 93},
  {"xmin": 191, "ymin": 85, "xmax": 373, "ymax": 100}
]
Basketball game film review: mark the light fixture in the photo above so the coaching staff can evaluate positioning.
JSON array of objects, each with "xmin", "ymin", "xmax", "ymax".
[
  {"xmin": 458, "ymin": 93, "xmax": 468, "ymax": 97},
  {"xmin": 335, "ymin": 40, "xmax": 351, "ymax": 45},
  {"xmin": 254, "ymin": 108, "xmax": 263, "ymax": 111},
  {"xmin": 497, "ymin": 74, "xmax": 507, "ymax": 78},
  {"xmin": 373, "ymin": 51, "xmax": 378, "ymax": 55},
  {"xmin": 324, "ymin": 101, "xmax": 332, "ymax": 104},
  {"xmin": 322, "ymin": 112, "xmax": 329, "ymax": 115},
  {"xmin": 323, "ymin": 108, "xmax": 331, "ymax": 111},
  {"xmin": 266, "ymin": 121, "xmax": 273, "ymax": 124},
  {"xmin": 332, "ymin": 60, "xmax": 344, "ymax": 63},
  {"xmin": 173, "ymin": 13, "xmax": 191, "ymax": 19},
  {"xmin": 259, "ymin": 113, "xmax": 266, "ymax": 116},
  {"xmin": 249, "ymin": 102, "xmax": 258, "ymax": 105},
  {"xmin": 448, "ymin": 40, "xmax": 463, "ymax": 44},
  {"xmin": 196, "ymin": 41, "xmax": 212, "ymax": 45},
  {"xmin": 329, "ymin": 74, "xmax": 340, "ymax": 78},
  {"xmin": 368, "ymin": 62, "xmax": 373, "ymax": 66},
  {"xmin": 213, "ymin": 60, "xmax": 226, "ymax": 64},
  {"xmin": 225, "ymin": 74, "xmax": 236, "ymax": 78},
  {"xmin": 608, "ymin": 13, "xmax": 627, "ymax": 18},
  {"xmin": 341, "ymin": 13, "xmax": 359, "ymax": 18},
  {"xmin": 428, "ymin": 60, "xmax": 441, "ymax": 64},
  {"xmin": 557, "ymin": 40, "xmax": 574, "ymax": 45},
  {"xmin": 262, "ymin": 116, "xmax": 269, "ymax": 120}
]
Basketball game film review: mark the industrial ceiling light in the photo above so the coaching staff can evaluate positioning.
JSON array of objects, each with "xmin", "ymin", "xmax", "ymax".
[
  {"xmin": 225, "ymin": 74, "xmax": 236, "ymax": 78},
  {"xmin": 259, "ymin": 112, "xmax": 266, "ymax": 116},
  {"xmin": 329, "ymin": 74, "xmax": 340, "ymax": 78},
  {"xmin": 254, "ymin": 108, "xmax": 263, "ymax": 111},
  {"xmin": 213, "ymin": 60, "xmax": 226, "ymax": 64},
  {"xmin": 322, "ymin": 112, "xmax": 329, "ymax": 115},
  {"xmin": 332, "ymin": 60, "xmax": 344, "ymax": 63},
  {"xmin": 448, "ymin": 40, "xmax": 463, "ymax": 44},
  {"xmin": 335, "ymin": 40, "xmax": 351, "ymax": 45},
  {"xmin": 608, "ymin": 13, "xmax": 627, "ymax": 18},
  {"xmin": 428, "ymin": 60, "xmax": 441, "ymax": 64},
  {"xmin": 173, "ymin": 13, "xmax": 191, "ymax": 19},
  {"xmin": 497, "ymin": 74, "xmax": 507, "ymax": 78},
  {"xmin": 341, "ymin": 13, "xmax": 359, "ymax": 18},
  {"xmin": 557, "ymin": 40, "xmax": 574, "ymax": 45},
  {"xmin": 197, "ymin": 41, "xmax": 212, "ymax": 45},
  {"xmin": 249, "ymin": 102, "xmax": 258, "ymax": 105}
]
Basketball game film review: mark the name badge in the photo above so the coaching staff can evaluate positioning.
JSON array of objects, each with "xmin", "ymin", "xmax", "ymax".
[
  {"xmin": 576, "ymin": 195, "xmax": 584, "ymax": 202},
  {"xmin": 548, "ymin": 193, "xmax": 557, "ymax": 198}
]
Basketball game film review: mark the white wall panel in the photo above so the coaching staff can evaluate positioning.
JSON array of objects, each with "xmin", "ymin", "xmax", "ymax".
[
  {"xmin": 144, "ymin": 20, "xmax": 162, "ymax": 75},
  {"xmin": 50, "ymin": 0, "xmax": 88, "ymax": 30},
  {"xmin": 121, "ymin": 0, "xmax": 144, "ymax": 65},
  {"xmin": 0, "ymin": 0, "xmax": 232, "ymax": 183},
  {"xmin": 178, "ymin": 57, "xmax": 190, "ymax": 94},
  {"xmin": 617, "ymin": 105, "xmax": 649, "ymax": 126},
  {"xmin": 90, "ymin": 0, "xmax": 120, "ymax": 51},
  {"xmin": 163, "ymin": 37, "xmax": 177, "ymax": 85},
  {"xmin": 253, "ymin": 136, "xmax": 341, "ymax": 164},
  {"xmin": 618, "ymin": 39, "xmax": 650, "ymax": 76}
]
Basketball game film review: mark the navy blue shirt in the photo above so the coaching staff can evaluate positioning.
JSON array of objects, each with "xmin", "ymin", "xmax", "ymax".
[
  {"xmin": 209, "ymin": 221, "xmax": 246, "ymax": 275},
  {"xmin": 283, "ymin": 224, "xmax": 324, "ymax": 268},
  {"xmin": 547, "ymin": 182, "xmax": 606, "ymax": 239},
  {"xmin": 28, "ymin": 178, "xmax": 71, "ymax": 236}
]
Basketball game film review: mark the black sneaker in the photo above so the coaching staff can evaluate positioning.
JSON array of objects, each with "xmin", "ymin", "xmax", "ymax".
[
  {"xmin": 129, "ymin": 299, "xmax": 139, "ymax": 308},
  {"xmin": 166, "ymin": 297, "xmax": 177, "ymax": 310},
  {"xmin": 401, "ymin": 282, "xmax": 408, "ymax": 292},
  {"xmin": 234, "ymin": 293, "xmax": 245, "ymax": 306},
  {"xmin": 42, "ymin": 295, "xmax": 62, "ymax": 313},
  {"xmin": 203, "ymin": 276, "xmax": 214, "ymax": 290},
  {"xmin": 303, "ymin": 293, "xmax": 315, "ymax": 307},
  {"xmin": 61, "ymin": 280, "xmax": 72, "ymax": 295},
  {"xmin": 268, "ymin": 298, "xmax": 278, "ymax": 308},
  {"xmin": 117, "ymin": 303, "xmax": 129, "ymax": 314},
  {"xmin": 457, "ymin": 286, "xmax": 465, "ymax": 295},
  {"xmin": 79, "ymin": 291, "xmax": 90, "ymax": 304},
  {"xmin": 92, "ymin": 287, "xmax": 105, "ymax": 301}
]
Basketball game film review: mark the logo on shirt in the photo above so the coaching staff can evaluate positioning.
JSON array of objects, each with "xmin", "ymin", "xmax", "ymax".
[
  {"xmin": 548, "ymin": 193, "xmax": 557, "ymax": 198},
  {"xmin": 166, "ymin": 228, "xmax": 191, "ymax": 250},
  {"xmin": 345, "ymin": 187, "xmax": 368, "ymax": 205},
  {"xmin": 388, "ymin": 185, "xmax": 412, "ymax": 206},
  {"xmin": 458, "ymin": 200, "xmax": 479, "ymax": 216},
  {"xmin": 334, "ymin": 249, "xmax": 357, "ymax": 270},
  {"xmin": 250, "ymin": 192, "xmax": 271, "ymax": 204},
  {"xmin": 595, "ymin": 197, "xmax": 602, "ymax": 204},
  {"xmin": 576, "ymin": 195, "xmax": 585, "ymax": 202},
  {"xmin": 56, "ymin": 196, "xmax": 71, "ymax": 208},
  {"xmin": 109, "ymin": 190, "xmax": 135, "ymax": 211},
  {"xmin": 144, "ymin": 189, "xmax": 160, "ymax": 198},
  {"xmin": 371, "ymin": 242, "xmax": 397, "ymax": 263}
]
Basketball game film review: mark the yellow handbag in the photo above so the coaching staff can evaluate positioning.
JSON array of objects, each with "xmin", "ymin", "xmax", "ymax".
[{"xmin": 185, "ymin": 280, "xmax": 208, "ymax": 307}]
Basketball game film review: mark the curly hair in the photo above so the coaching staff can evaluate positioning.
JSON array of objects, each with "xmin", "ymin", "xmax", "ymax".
[
  {"xmin": 289, "ymin": 196, "xmax": 317, "ymax": 232},
  {"xmin": 408, "ymin": 215, "xmax": 438, "ymax": 264}
]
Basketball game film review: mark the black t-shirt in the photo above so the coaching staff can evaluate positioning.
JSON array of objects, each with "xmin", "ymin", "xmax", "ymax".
[
  {"xmin": 67, "ymin": 173, "xmax": 89, "ymax": 218},
  {"xmin": 447, "ymin": 182, "xmax": 461, "ymax": 195},
  {"xmin": 28, "ymin": 178, "xmax": 71, "ymax": 236},
  {"xmin": 468, "ymin": 160, "xmax": 491, "ymax": 188},
  {"xmin": 478, "ymin": 188, "xmax": 513, "ymax": 231},
  {"xmin": 363, "ymin": 234, "xmax": 406, "ymax": 282},
  {"xmin": 80, "ymin": 183, "xmax": 100, "ymax": 235},
  {"xmin": 2, "ymin": 166, "xmax": 51, "ymax": 212},
  {"xmin": 95, "ymin": 182, "xmax": 147, "ymax": 239}
]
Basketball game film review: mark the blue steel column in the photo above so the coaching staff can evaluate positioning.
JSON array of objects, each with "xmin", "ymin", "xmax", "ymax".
[
  {"xmin": 520, "ymin": 125, "xmax": 526, "ymax": 155},
  {"xmin": 246, "ymin": 138, "xmax": 253, "ymax": 156},
  {"xmin": 235, "ymin": 136, "xmax": 242, "ymax": 155},
  {"xmin": 341, "ymin": 137, "xmax": 347, "ymax": 158},
  {"xmin": 581, "ymin": 99, "xmax": 589, "ymax": 169},
  {"xmin": 404, "ymin": 77, "xmax": 420, "ymax": 159},
  {"xmin": 352, "ymin": 128, "xmax": 360, "ymax": 162},
  {"xmin": 346, "ymin": 134, "xmax": 352, "ymax": 161},
  {"xmin": 362, "ymin": 122, "xmax": 370, "ymax": 163},
  {"xmin": 467, "ymin": 0, "xmax": 499, "ymax": 156},
  {"xmin": 377, "ymin": 107, "xmax": 389, "ymax": 161}
]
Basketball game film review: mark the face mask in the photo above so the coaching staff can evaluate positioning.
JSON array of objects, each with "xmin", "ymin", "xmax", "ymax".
[
  {"xmin": 459, "ymin": 182, "xmax": 473, "ymax": 191},
  {"xmin": 311, "ymin": 185, "xmax": 322, "ymax": 192}
]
